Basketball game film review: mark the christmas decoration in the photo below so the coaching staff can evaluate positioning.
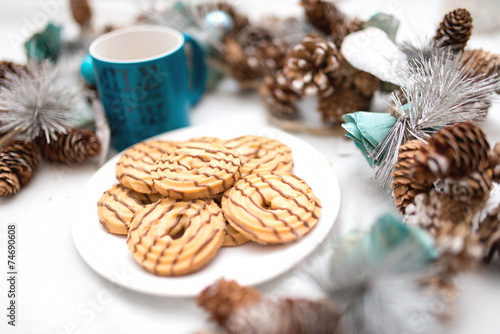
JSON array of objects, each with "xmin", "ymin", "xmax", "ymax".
[
  {"xmin": 433, "ymin": 8, "xmax": 473, "ymax": 52},
  {"xmin": 0, "ymin": 140, "xmax": 41, "ymax": 197},
  {"xmin": 478, "ymin": 204, "xmax": 500, "ymax": 263},
  {"xmin": 203, "ymin": 10, "xmax": 234, "ymax": 40},
  {"xmin": 344, "ymin": 51, "xmax": 499, "ymax": 188},
  {"xmin": 39, "ymin": 128, "xmax": 101, "ymax": 164},
  {"xmin": 0, "ymin": 60, "xmax": 80, "ymax": 145},
  {"xmin": 198, "ymin": 279, "xmax": 340, "ymax": 334}
]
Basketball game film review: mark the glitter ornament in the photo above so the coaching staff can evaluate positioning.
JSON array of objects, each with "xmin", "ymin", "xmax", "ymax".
[{"xmin": 204, "ymin": 10, "xmax": 234, "ymax": 40}]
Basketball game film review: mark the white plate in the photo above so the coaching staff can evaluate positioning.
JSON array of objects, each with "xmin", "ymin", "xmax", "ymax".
[{"xmin": 72, "ymin": 122, "xmax": 341, "ymax": 297}]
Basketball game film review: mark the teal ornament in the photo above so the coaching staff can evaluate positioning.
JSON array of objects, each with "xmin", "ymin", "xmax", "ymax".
[
  {"xmin": 204, "ymin": 10, "xmax": 234, "ymax": 40},
  {"xmin": 364, "ymin": 12, "xmax": 400, "ymax": 42},
  {"xmin": 80, "ymin": 53, "xmax": 96, "ymax": 86},
  {"xmin": 24, "ymin": 23, "xmax": 62, "ymax": 62},
  {"xmin": 354, "ymin": 214, "xmax": 438, "ymax": 266},
  {"xmin": 342, "ymin": 111, "xmax": 397, "ymax": 166}
]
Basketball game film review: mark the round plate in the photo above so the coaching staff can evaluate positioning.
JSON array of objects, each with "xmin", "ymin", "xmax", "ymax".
[{"xmin": 72, "ymin": 123, "xmax": 341, "ymax": 297}]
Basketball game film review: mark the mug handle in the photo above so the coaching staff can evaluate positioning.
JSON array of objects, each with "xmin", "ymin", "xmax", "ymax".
[{"xmin": 183, "ymin": 33, "xmax": 206, "ymax": 106}]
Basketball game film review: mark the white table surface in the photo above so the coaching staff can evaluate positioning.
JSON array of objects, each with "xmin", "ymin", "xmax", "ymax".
[{"xmin": 2, "ymin": 1, "xmax": 500, "ymax": 333}]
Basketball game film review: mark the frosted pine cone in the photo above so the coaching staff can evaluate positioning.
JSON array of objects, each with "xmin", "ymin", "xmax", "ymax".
[
  {"xmin": 260, "ymin": 71, "xmax": 300, "ymax": 120},
  {"xmin": 39, "ymin": 128, "xmax": 101, "ymax": 164},
  {"xmin": 221, "ymin": 38, "xmax": 262, "ymax": 84},
  {"xmin": 412, "ymin": 121, "xmax": 490, "ymax": 184},
  {"xmin": 477, "ymin": 204, "xmax": 500, "ymax": 262},
  {"xmin": 392, "ymin": 140, "xmax": 434, "ymax": 214},
  {"xmin": 490, "ymin": 142, "xmax": 500, "ymax": 183},
  {"xmin": 0, "ymin": 140, "xmax": 41, "ymax": 187},
  {"xmin": 434, "ymin": 221, "xmax": 483, "ymax": 273},
  {"xmin": 284, "ymin": 35, "xmax": 339, "ymax": 98},
  {"xmin": 439, "ymin": 171, "xmax": 492, "ymax": 206},
  {"xmin": 433, "ymin": 8, "xmax": 473, "ymax": 52}
]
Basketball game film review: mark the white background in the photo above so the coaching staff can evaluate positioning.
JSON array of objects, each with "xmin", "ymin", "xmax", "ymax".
[{"xmin": 1, "ymin": 0, "xmax": 500, "ymax": 333}]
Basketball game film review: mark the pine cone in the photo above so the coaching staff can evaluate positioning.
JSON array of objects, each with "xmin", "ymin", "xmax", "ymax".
[
  {"xmin": 0, "ymin": 140, "xmax": 41, "ymax": 187},
  {"xmin": 392, "ymin": 140, "xmax": 434, "ymax": 214},
  {"xmin": 300, "ymin": 0, "xmax": 363, "ymax": 48},
  {"xmin": 221, "ymin": 37, "xmax": 262, "ymax": 84},
  {"xmin": 490, "ymin": 142, "xmax": 500, "ymax": 183},
  {"xmin": 260, "ymin": 71, "xmax": 300, "ymax": 120},
  {"xmin": 317, "ymin": 86, "xmax": 371, "ymax": 123},
  {"xmin": 70, "ymin": 0, "xmax": 92, "ymax": 28},
  {"xmin": 40, "ymin": 128, "xmax": 101, "ymax": 164},
  {"xmin": 434, "ymin": 221, "xmax": 483, "ymax": 273},
  {"xmin": 404, "ymin": 190, "xmax": 472, "ymax": 233},
  {"xmin": 226, "ymin": 298, "xmax": 340, "ymax": 334},
  {"xmin": 237, "ymin": 26, "xmax": 288, "ymax": 75},
  {"xmin": 477, "ymin": 204, "xmax": 500, "ymax": 262},
  {"xmin": 0, "ymin": 164, "xmax": 20, "ymax": 198},
  {"xmin": 198, "ymin": 279, "xmax": 340, "ymax": 334},
  {"xmin": 433, "ymin": 8, "xmax": 473, "ymax": 52},
  {"xmin": 459, "ymin": 48, "xmax": 500, "ymax": 80},
  {"xmin": 197, "ymin": 279, "xmax": 262, "ymax": 328},
  {"xmin": 439, "ymin": 170, "xmax": 492, "ymax": 206},
  {"xmin": 412, "ymin": 121, "xmax": 491, "ymax": 184},
  {"xmin": 284, "ymin": 34, "xmax": 339, "ymax": 98}
]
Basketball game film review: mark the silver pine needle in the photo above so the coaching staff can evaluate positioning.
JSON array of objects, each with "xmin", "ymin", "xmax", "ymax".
[
  {"xmin": 0, "ymin": 60, "xmax": 79, "ymax": 142},
  {"xmin": 372, "ymin": 50, "xmax": 499, "ymax": 188},
  {"xmin": 304, "ymin": 238, "xmax": 441, "ymax": 334}
]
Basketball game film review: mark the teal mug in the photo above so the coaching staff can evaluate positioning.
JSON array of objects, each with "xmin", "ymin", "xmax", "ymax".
[{"xmin": 89, "ymin": 25, "xmax": 206, "ymax": 151}]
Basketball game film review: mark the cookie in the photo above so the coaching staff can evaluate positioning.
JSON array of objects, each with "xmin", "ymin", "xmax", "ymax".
[
  {"xmin": 222, "ymin": 171, "xmax": 321, "ymax": 244},
  {"xmin": 222, "ymin": 223, "xmax": 249, "ymax": 247},
  {"xmin": 116, "ymin": 140, "xmax": 177, "ymax": 194},
  {"xmin": 97, "ymin": 184, "xmax": 147, "ymax": 235},
  {"xmin": 127, "ymin": 198, "xmax": 225, "ymax": 276},
  {"xmin": 223, "ymin": 136, "xmax": 293, "ymax": 175},
  {"xmin": 151, "ymin": 142, "xmax": 242, "ymax": 200}
]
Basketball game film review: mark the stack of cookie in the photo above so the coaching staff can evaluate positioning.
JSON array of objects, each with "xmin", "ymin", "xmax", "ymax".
[{"xmin": 97, "ymin": 135, "xmax": 321, "ymax": 276}]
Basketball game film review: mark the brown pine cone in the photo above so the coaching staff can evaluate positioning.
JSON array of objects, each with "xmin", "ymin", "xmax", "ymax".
[
  {"xmin": 284, "ymin": 34, "xmax": 339, "ymax": 98},
  {"xmin": 392, "ymin": 140, "xmax": 434, "ymax": 214},
  {"xmin": 39, "ymin": 128, "xmax": 101, "ymax": 164},
  {"xmin": 0, "ymin": 140, "xmax": 41, "ymax": 186},
  {"xmin": 477, "ymin": 204, "xmax": 500, "ymax": 262},
  {"xmin": 300, "ymin": 0, "xmax": 363, "ymax": 48},
  {"xmin": 0, "ymin": 164, "xmax": 20, "ymax": 198},
  {"xmin": 260, "ymin": 71, "xmax": 300, "ymax": 120},
  {"xmin": 70, "ymin": 0, "xmax": 92, "ymax": 28},
  {"xmin": 433, "ymin": 8, "xmax": 473, "ymax": 52},
  {"xmin": 221, "ymin": 37, "xmax": 262, "ymax": 84},
  {"xmin": 459, "ymin": 48, "xmax": 500, "ymax": 79},
  {"xmin": 317, "ymin": 86, "xmax": 371, "ymax": 124},
  {"xmin": 0, "ymin": 61, "xmax": 25, "ymax": 81},
  {"xmin": 412, "ymin": 121, "xmax": 491, "ymax": 185},
  {"xmin": 490, "ymin": 142, "xmax": 500, "ymax": 183},
  {"xmin": 197, "ymin": 279, "xmax": 262, "ymax": 328}
]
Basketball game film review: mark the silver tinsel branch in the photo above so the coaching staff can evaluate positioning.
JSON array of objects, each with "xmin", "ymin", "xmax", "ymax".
[
  {"xmin": 372, "ymin": 51, "xmax": 499, "ymax": 188},
  {"xmin": 0, "ymin": 60, "xmax": 79, "ymax": 143}
]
